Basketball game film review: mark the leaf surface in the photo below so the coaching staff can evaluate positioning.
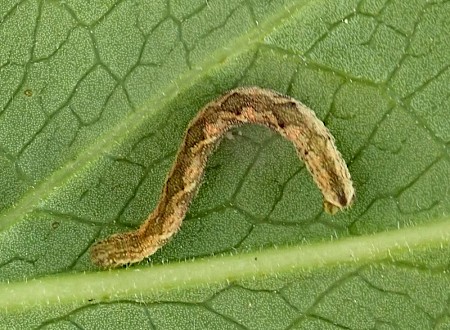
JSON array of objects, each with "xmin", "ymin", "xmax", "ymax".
[{"xmin": 0, "ymin": 0, "xmax": 449, "ymax": 329}]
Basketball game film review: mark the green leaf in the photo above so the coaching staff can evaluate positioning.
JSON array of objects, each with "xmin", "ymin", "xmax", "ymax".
[{"xmin": 0, "ymin": 0, "xmax": 449, "ymax": 329}]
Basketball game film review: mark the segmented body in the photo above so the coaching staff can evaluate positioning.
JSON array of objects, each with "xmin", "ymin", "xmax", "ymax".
[{"xmin": 91, "ymin": 87, "xmax": 355, "ymax": 268}]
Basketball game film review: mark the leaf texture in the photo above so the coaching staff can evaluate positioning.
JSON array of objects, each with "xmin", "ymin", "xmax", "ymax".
[{"xmin": 0, "ymin": 0, "xmax": 449, "ymax": 328}]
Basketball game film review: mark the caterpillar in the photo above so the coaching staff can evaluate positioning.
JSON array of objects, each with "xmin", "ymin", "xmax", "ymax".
[{"xmin": 91, "ymin": 87, "xmax": 355, "ymax": 268}]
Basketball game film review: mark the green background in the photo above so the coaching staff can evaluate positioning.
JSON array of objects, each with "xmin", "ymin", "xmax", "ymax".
[{"xmin": 0, "ymin": 0, "xmax": 449, "ymax": 329}]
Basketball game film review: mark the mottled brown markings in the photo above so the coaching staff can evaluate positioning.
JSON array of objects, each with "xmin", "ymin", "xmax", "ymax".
[{"xmin": 91, "ymin": 87, "xmax": 355, "ymax": 268}]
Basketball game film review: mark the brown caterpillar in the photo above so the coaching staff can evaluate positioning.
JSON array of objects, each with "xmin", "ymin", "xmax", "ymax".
[{"xmin": 91, "ymin": 87, "xmax": 355, "ymax": 268}]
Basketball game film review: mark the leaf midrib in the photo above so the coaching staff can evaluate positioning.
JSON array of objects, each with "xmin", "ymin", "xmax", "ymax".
[
  {"xmin": 1, "ymin": 218, "xmax": 449, "ymax": 310},
  {"xmin": 0, "ymin": 0, "xmax": 315, "ymax": 230}
]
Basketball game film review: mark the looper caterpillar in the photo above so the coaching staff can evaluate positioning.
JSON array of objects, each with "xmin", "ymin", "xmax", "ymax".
[{"xmin": 91, "ymin": 87, "xmax": 355, "ymax": 268}]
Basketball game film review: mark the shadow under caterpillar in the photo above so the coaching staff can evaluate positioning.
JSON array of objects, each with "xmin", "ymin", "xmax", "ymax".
[{"xmin": 91, "ymin": 87, "xmax": 355, "ymax": 268}]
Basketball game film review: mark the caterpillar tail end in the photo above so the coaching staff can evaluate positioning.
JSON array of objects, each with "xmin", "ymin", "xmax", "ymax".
[
  {"xmin": 323, "ymin": 191, "xmax": 355, "ymax": 215},
  {"xmin": 323, "ymin": 201, "xmax": 340, "ymax": 215}
]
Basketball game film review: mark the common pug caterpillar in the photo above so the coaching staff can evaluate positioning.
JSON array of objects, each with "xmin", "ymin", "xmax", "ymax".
[{"xmin": 91, "ymin": 87, "xmax": 355, "ymax": 268}]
